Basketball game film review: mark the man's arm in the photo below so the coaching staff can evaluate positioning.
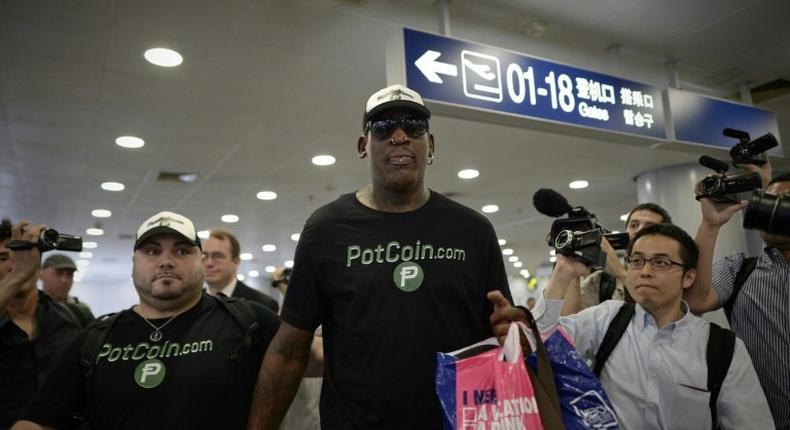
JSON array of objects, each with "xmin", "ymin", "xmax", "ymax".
[
  {"xmin": 246, "ymin": 322, "xmax": 314, "ymax": 430},
  {"xmin": 0, "ymin": 222, "xmax": 44, "ymax": 314},
  {"xmin": 11, "ymin": 421, "xmax": 55, "ymax": 430},
  {"xmin": 560, "ymin": 277, "xmax": 583, "ymax": 315}
]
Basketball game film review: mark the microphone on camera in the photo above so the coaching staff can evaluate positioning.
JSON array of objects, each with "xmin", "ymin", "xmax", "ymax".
[
  {"xmin": 533, "ymin": 188, "xmax": 574, "ymax": 218},
  {"xmin": 699, "ymin": 155, "xmax": 729, "ymax": 174}
]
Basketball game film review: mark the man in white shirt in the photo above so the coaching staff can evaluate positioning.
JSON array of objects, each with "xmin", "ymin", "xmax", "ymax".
[{"xmin": 532, "ymin": 223, "xmax": 773, "ymax": 429}]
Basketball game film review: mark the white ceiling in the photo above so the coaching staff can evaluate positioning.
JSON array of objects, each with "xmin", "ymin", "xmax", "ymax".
[{"xmin": 2, "ymin": 0, "xmax": 789, "ymax": 314}]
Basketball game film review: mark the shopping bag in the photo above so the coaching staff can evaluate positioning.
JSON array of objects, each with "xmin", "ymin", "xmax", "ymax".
[
  {"xmin": 436, "ymin": 323, "xmax": 544, "ymax": 430},
  {"xmin": 527, "ymin": 328, "xmax": 619, "ymax": 429}
]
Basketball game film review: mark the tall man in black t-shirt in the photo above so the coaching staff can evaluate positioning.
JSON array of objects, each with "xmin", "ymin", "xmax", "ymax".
[
  {"xmin": 14, "ymin": 211, "xmax": 279, "ymax": 430},
  {"xmin": 247, "ymin": 85, "xmax": 516, "ymax": 429}
]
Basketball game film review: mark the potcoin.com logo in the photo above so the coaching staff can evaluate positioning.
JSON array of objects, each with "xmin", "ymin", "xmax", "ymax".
[
  {"xmin": 393, "ymin": 262, "xmax": 424, "ymax": 292},
  {"xmin": 134, "ymin": 359, "xmax": 166, "ymax": 388}
]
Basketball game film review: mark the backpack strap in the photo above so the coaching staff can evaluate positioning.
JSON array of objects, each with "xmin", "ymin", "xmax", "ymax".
[
  {"xmin": 593, "ymin": 303, "xmax": 635, "ymax": 377},
  {"xmin": 723, "ymin": 256, "xmax": 758, "ymax": 320},
  {"xmin": 79, "ymin": 312, "xmax": 121, "ymax": 417},
  {"xmin": 64, "ymin": 302, "xmax": 92, "ymax": 328},
  {"xmin": 598, "ymin": 272, "xmax": 618, "ymax": 303},
  {"xmin": 707, "ymin": 322, "xmax": 736, "ymax": 430},
  {"xmin": 212, "ymin": 295, "xmax": 261, "ymax": 362}
]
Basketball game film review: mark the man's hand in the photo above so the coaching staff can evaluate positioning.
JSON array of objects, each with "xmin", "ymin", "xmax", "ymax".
[
  {"xmin": 7, "ymin": 221, "xmax": 44, "ymax": 283},
  {"xmin": 487, "ymin": 291, "xmax": 528, "ymax": 345},
  {"xmin": 698, "ymin": 197, "xmax": 748, "ymax": 229}
]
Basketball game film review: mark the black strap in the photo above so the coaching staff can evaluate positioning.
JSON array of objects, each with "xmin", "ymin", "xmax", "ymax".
[
  {"xmin": 723, "ymin": 257, "xmax": 758, "ymax": 320},
  {"xmin": 212, "ymin": 295, "xmax": 260, "ymax": 362},
  {"xmin": 707, "ymin": 323, "xmax": 736, "ymax": 430},
  {"xmin": 598, "ymin": 272, "xmax": 617, "ymax": 303},
  {"xmin": 593, "ymin": 303, "xmax": 635, "ymax": 377},
  {"xmin": 64, "ymin": 302, "xmax": 93, "ymax": 328}
]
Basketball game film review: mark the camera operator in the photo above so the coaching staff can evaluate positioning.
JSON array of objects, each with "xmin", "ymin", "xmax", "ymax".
[
  {"xmin": 562, "ymin": 203, "xmax": 672, "ymax": 315},
  {"xmin": 0, "ymin": 221, "xmax": 81, "ymax": 429},
  {"xmin": 686, "ymin": 157, "xmax": 790, "ymax": 429}
]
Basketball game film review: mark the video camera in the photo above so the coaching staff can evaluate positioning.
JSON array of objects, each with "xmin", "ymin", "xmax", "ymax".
[
  {"xmin": 7, "ymin": 228, "xmax": 83, "ymax": 253},
  {"xmin": 743, "ymin": 190, "xmax": 790, "ymax": 236},
  {"xmin": 532, "ymin": 189, "xmax": 629, "ymax": 270},
  {"xmin": 724, "ymin": 128, "xmax": 778, "ymax": 167}
]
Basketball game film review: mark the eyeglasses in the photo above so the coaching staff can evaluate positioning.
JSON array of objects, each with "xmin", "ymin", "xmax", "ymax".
[
  {"xmin": 365, "ymin": 117, "xmax": 429, "ymax": 139},
  {"xmin": 624, "ymin": 255, "xmax": 687, "ymax": 271}
]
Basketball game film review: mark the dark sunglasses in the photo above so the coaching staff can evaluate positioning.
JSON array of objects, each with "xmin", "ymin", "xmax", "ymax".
[{"xmin": 365, "ymin": 117, "xmax": 429, "ymax": 139}]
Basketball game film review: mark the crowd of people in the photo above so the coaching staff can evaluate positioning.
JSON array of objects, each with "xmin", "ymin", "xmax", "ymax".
[{"xmin": 1, "ymin": 84, "xmax": 787, "ymax": 429}]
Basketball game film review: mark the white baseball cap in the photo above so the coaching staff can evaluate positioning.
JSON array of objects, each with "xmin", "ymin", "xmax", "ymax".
[
  {"xmin": 362, "ymin": 84, "xmax": 431, "ymax": 129},
  {"xmin": 134, "ymin": 211, "xmax": 200, "ymax": 250}
]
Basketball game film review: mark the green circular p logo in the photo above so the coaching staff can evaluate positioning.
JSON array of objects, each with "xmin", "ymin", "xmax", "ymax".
[
  {"xmin": 393, "ymin": 262, "xmax": 424, "ymax": 292},
  {"xmin": 134, "ymin": 359, "xmax": 166, "ymax": 388}
]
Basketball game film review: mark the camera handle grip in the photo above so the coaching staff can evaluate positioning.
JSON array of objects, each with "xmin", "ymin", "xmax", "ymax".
[{"xmin": 6, "ymin": 240, "xmax": 38, "ymax": 251}]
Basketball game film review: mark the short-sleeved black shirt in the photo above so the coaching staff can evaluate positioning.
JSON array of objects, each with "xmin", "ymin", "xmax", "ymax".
[
  {"xmin": 282, "ymin": 191, "xmax": 512, "ymax": 429},
  {"xmin": 0, "ymin": 291, "xmax": 80, "ymax": 429},
  {"xmin": 20, "ymin": 294, "xmax": 279, "ymax": 430}
]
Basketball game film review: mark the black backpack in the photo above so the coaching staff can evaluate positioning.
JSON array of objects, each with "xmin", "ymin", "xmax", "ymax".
[
  {"xmin": 592, "ymin": 303, "xmax": 736, "ymax": 430},
  {"xmin": 723, "ymin": 256, "xmax": 758, "ymax": 320}
]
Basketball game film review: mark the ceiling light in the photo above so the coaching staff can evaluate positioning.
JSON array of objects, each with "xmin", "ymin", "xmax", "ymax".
[
  {"xmin": 569, "ymin": 180, "xmax": 589, "ymax": 189},
  {"xmin": 513, "ymin": 261, "xmax": 523, "ymax": 268},
  {"xmin": 262, "ymin": 244, "xmax": 276, "ymax": 252},
  {"xmin": 520, "ymin": 269, "xmax": 529, "ymax": 277},
  {"xmin": 74, "ymin": 273, "xmax": 85, "ymax": 282},
  {"xmin": 77, "ymin": 259, "xmax": 90, "ymax": 267},
  {"xmin": 100, "ymin": 181, "xmax": 125, "ymax": 192},
  {"xmin": 115, "ymin": 136, "xmax": 145, "ymax": 149},
  {"xmin": 508, "ymin": 256, "xmax": 519, "ymax": 262},
  {"xmin": 83, "ymin": 242, "xmax": 98, "ymax": 249},
  {"xmin": 236, "ymin": 274, "xmax": 246, "ymax": 281},
  {"xmin": 144, "ymin": 47, "xmax": 183, "ymax": 67},
  {"xmin": 197, "ymin": 230, "xmax": 210, "ymax": 239},
  {"xmin": 240, "ymin": 253, "xmax": 253, "ymax": 261},
  {"xmin": 498, "ymin": 239, "xmax": 506, "ymax": 246},
  {"xmin": 221, "ymin": 214, "xmax": 239, "ymax": 223},
  {"xmin": 549, "ymin": 256, "xmax": 557, "ymax": 263},
  {"xmin": 611, "ymin": 230, "xmax": 621, "ymax": 234},
  {"xmin": 312, "ymin": 155, "xmax": 336, "ymax": 166},
  {"xmin": 549, "ymin": 249, "xmax": 556, "ymax": 256},
  {"xmin": 457, "ymin": 169, "xmax": 479, "ymax": 179},
  {"xmin": 291, "ymin": 233, "xmax": 300, "ymax": 241},
  {"xmin": 79, "ymin": 251, "xmax": 93, "ymax": 259},
  {"xmin": 502, "ymin": 248, "xmax": 514, "ymax": 256},
  {"xmin": 178, "ymin": 173, "xmax": 198, "ymax": 183},
  {"xmin": 284, "ymin": 260, "xmax": 294, "ymax": 268},
  {"xmin": 620, "ymin": 214, "xmax": 629, "ymax": 222},
  {"xmin": 481, "ymin": 204, "xmax": 499, "ymax": 213},
  {"xmin": 248, "ymin": 270, "xmax": 260, "ymax": 278},
  {"xmin": 257, "ymin": 191, "xmax": 278, "ymax": 201},
  {"xmin": 86, "ymin": 228, "xmax": 104, "ymax": 236},
  {"xmin": 91, "ymin": 209, "xmax": 112, "ymax": 218},
  {"xmin": 265, "ymin": 266, "xmax": 276, "ymax": 273}
]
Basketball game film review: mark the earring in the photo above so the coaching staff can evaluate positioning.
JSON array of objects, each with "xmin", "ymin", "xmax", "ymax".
[{"xmin": 427, "ymin": 154, "xmax": 434, "ymax": 165}]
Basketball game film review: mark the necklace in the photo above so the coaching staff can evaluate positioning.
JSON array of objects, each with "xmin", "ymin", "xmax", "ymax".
[{"xmin": 139, "ymin": 313, "xmax": 179, "ymax": 342}]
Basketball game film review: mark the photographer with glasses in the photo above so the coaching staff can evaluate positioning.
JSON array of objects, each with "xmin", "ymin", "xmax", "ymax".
[
  {"xmin": 247, "ymin": 85, "xmax": 514, "ymax": 429},
  {"xmin": 533, "ymin": 223, "xmax": 772, "ymax": 429}
]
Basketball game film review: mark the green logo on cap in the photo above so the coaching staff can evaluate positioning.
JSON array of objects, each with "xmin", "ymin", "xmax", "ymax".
[
  {"xmin": 134, "ymin": 359, "xmax": 166, "ymax": 388},
  {"xmin": 393, "ymin": 262, "xmax": 424, "ymax": 292}
]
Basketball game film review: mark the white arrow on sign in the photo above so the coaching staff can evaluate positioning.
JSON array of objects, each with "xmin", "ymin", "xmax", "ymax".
[{"xmin": 414, "ymin": 50, "xmax": 458, "ymax": 84}]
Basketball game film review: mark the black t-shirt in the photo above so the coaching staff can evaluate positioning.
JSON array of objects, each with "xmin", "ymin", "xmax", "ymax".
[
  {"xmin": 20, "ymin": 294, "xmax": 279, "ymax": 430},
  {"xmin": 0, "ymin": 292, "xmax": 81, "ymax": 429},
  {"xmin": 282, "ymin": 191, "xmax": 512, "ymax": 429}
]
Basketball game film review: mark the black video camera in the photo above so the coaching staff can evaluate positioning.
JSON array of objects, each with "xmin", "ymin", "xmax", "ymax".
[
  {"xmin": 724, "ymin": 128, "xmax": 778, "ymax": 167},
  {"xmin": 697, "ymin": 155, "xmax": 762, "ymax": 203},
  {"xmin": 743, "ymin": 190, "xmax": 790, "ymax": 236},
  {"xmin": 7, "ymin": 228, "xmax": 83, "ymax": 253},
  {"xmin": 533, "ymin": 189, "xmax": 629, "ymax": 270}
]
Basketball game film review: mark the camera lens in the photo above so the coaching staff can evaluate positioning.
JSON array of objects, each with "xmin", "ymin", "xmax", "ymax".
[
  {"xmin": 699, "ymin": 176, "xmax": 721, "ymax": 195},
  {"xmin": 554, "ymin": 230, "xmax": 574, "ymax": 251},
  {"xmin": 744, "ymin": 191, "xmax": 790, "ymax": 235}
]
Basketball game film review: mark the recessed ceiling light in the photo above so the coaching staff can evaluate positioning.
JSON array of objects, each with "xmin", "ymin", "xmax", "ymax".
[
  {"xmin": 178, "ymin": 173, "xmax": 198, "ymax": 183},
  {"xmin": 91, "ymin": 209, "xmax": 112, "ymax": 218},
  {"xmin": 115, "ymin": 136, "xmax": 145, "ymax": 149},
  {"xmin": 508, "ymin": 256, "xmax": 519, "ymax": 262},
  {"xmin": 611, "ymin": 230, "xmax": 620, "ymax": 234},
  {"xmin": 312, "ymin": 155, "xmax": 336, "ymax": 166},
  {"xmin": 262, "ymin": 244, "xmax": 276, "ymax": 252},
  {"xmin": 101, "ymin": 181, "xmax": 125, "ymax": 192},
  {"xmin": 197, "ymin": 230, "xmax": 210, "ymax": 239},
  {"xmin": 236, "ymin": 274, "xmax": 246, "ymax": 281},
  {"xmin": 498, "ymin": 239, "xmax": 506, "ymax": 246},
  {"xmin": 549, "ymin": 249, "xmax": 556, "ymax": 256},
  {"xmin": 248, "ymin": 270, "xmax": 260, "ymax": 278},
  {"xmin": 457, "ymin": 169, "xmax": 480, "ymax": 179},
  {"xmin": 257, "ymin": 191, "xmax": 278, "ymax": 201},
  {"xmin": 620, "ymin": 213, "xmax": 629, "ymax": 222},
  {"xmin": 513, "ymin": 261, "xmax": 523, "ymax": 268},
  {"xmin": 265, "ymin": 266, "xmax": 276, "ymax": 273},
  {"xmin": 481, "ymin": 204, "xmax": 499, "ymax": 213},
  {"xmin": 549, "ymin": 256, "xmax": 557, "ymax": 263},
  {"xmin": 291, "ymin": 233, "xmax": 300, "ymax": 242},
  {"xmin": 240, "ymin": 253, "xmax": 253, "ymax": 261},
  {"xmin": 86, "ymin": 228, "xmax": 104, "ymax": 236},
  {"xmin": 79, "ymin": 251, "xmax": 93, "ymax": 259},
  {"xmin": 502, "ymin": 248, "xmax": 514, "ymax": 256},
  {"xmin": 83, "ymin": 241, "xmax": 98, "ymax": 249},
  {"xmin": 221, "ymin": 214, "xmax": 239, "ymax": 223},
  {"xmin": 144, "ymin": 47, "xmax": 183, "ymax": 67},
  {"xmin": 520, "ymin": 269, "xmax": 530, "ymax": 277},
  {"xmin": 569, "ymin": 180, "xmax": 589, "ymax": 189},
  {"xmin": 284, "ymin": 260, "xmax": 294, "ymax": 268},
  {"xmin": 77, "ymin": 259, "xmax": 90, "ymax": 267}
]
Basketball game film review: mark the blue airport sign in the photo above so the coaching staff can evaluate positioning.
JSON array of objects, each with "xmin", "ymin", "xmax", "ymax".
[{"xmin": 403, "ymin": 28, "xmax": 667, "ymax": 140}]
